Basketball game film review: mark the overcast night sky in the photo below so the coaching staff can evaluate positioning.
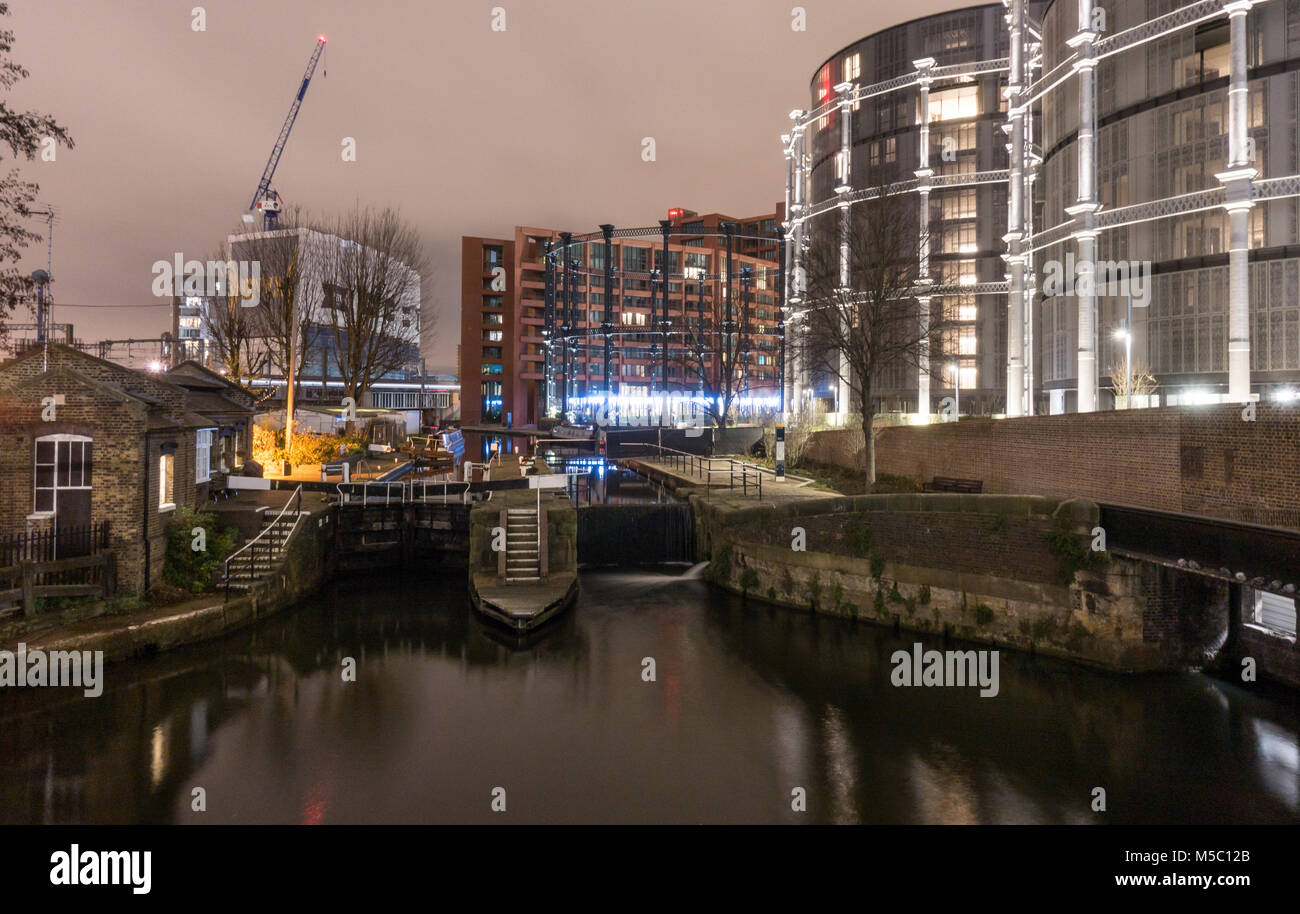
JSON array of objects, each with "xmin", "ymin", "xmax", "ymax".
[{"xmin": 12, "ymin": 0, "xmax": 953, "ymax": 374}]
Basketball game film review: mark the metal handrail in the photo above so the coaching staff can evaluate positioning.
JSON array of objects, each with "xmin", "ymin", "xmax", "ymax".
[
  {"xmin": 336, "ymin": 479, "xmax": 472, "ymax": 505},
  {"xmin": 628, "ymin": 443, "xmax": 777, "ymax": 498},
  {"xmin": 224, "ymin": 484, "xmax": 303, "ymax": 600}
]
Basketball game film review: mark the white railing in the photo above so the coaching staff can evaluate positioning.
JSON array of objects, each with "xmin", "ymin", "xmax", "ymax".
[{"xmin": 223, "ymin": 484, "xmax": 304, "ymax": 599}]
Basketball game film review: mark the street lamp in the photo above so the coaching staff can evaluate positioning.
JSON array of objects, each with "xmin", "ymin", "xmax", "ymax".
[
  {"xmin": 1113, "ymin": 324, "xmax": 1131, "ymax": 409},
  {"xmin": 948, "ymin": 360, "xmax": 960, "ymax": 421}
]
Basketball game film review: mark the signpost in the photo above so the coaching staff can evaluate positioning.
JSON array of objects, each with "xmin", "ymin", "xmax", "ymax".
[{"xmin": 775, "ymin": 423, "xmax": 786, "ymax": 480}]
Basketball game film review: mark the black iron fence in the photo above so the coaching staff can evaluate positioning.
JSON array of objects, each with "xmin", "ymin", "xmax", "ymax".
[
  {"xmin": 0, "ymin": 520, "xmax": 110, "ymax": 566},
  {"xmin": 0, "ymin": 521, "xmax": 114, "ymax": 617}
]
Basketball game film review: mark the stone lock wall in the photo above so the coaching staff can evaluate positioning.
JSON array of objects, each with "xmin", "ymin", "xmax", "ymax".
[{"xmin": 698, "ymin": 494, "xmax": 1230, "ymax": 672}]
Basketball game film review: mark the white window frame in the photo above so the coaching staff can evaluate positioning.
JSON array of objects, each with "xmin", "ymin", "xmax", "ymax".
[
  {"xmin": 195, "ymin": 428, "xmax": 216, "ymax": 483},
  {"xmin": 31, "ymin": 434, "xmax": 93, "ymax": 519},
  {"xmin": 159, "ymin": 453, "xmax": 176, "ymax": 512}
]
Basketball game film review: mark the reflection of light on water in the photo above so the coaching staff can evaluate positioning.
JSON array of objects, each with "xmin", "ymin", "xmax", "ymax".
[
  {"xmin": 190, "ymin": 700, "xmax": 208, "ymax": 759},
  {"xmin": 982, "ymin": 770, "xmax": 1054, "ymax": 824},
  {"xmin": 772, "ymin": 701, "xmax": 807, "ymax": 775},
  {"xmin": 150, "ymin": 723, "xmax": 167, "ymax": 788},
  {"xmin": 822, "ymin": 705, "xmax": 859, "ymax": 824},
  {"xmin": 909, "ymin": 748, "xmax": 978, "ymax": 824},
  {"xmin": 1252, "ymin": 720, "xmax": 1299, "ymax": 809}
]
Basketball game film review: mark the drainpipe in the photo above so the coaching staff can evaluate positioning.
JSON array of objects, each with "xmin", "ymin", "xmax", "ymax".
[{"xmin": 141, "ymin": 434, "xmax": 151, "ymax": 594}]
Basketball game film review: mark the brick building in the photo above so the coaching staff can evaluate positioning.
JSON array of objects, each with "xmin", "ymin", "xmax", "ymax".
[
  {"xmin": 0, "ymin": 345, "xmax": 257, "ymax": 596},
  {"xmin": 461, "ymin": 206, "xmax": 784, "ymax": 429}
]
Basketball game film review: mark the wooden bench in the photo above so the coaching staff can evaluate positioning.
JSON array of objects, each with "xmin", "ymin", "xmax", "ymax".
[{"xmin": 923, "ymin": 476, "xmax": 983, "ymax": 493}]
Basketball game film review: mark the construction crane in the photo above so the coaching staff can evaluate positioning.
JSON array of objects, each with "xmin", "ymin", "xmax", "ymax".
[{"xmin": 249, "ymin": 36, "xmax": 326, "ymax": 229}]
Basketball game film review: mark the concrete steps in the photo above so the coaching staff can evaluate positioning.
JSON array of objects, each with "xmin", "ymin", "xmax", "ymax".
[
  {"xmin": 504, "ymin": 507, "xmax": 540, "ymax": 583},
  {"xmin": 225, "ymin": 512, "xmax": 303, "ymax": 588}
]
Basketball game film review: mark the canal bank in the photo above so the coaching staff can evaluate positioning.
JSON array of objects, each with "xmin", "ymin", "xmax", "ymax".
[
  {"xmin": 623, "ymin": 453, "xmax": 1295, "ymax": 684},
  {"xmin": 695, "ymin": 492, "xmax": 1229, "ymax": 674},
  {"xmin": 0, "ymin": 494, "xmax": 337, "ymax": 664}
]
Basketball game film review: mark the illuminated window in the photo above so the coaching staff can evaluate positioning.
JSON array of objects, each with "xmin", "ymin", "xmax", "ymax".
[
  {"xmin": 938, "ymin": 189, "xmax": 977, "ymax": 221},
  {"xmin": 842, "ymin": 53, "xmax": 860, "ymax": 81},
  {"xmin": 958, "ymin": 325, "xmax": 977, "ymax": 355},
  {"xmin": 941, "ymin": 363, "xmax": 977, "ymax": 389},
  {"xmin": 159, "ymin": 454, "xmax": 175, "ymax": 511},
  {"xmin": 926, "ymin": 85, "xmax": 979, "ymax": 123},
  {"xmin": 955, "ymin": 295, "xmax": 977, "ymax": 322},
  {"xmin": 940, "ymin": 224, "xmax": 976, "ymax": 254}
]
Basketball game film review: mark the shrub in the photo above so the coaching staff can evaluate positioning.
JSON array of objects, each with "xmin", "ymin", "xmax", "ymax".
[
  {"xmin": 844, "ymin": 514, "xmax": 871, "ymax": 557},
  {"xmin": 974, "ymin": 604, "xmax": 995, "ymax": 626},
  {"xmin": 871, "ymin": 473, "xmax": 924, "ymax": 494},
  {"xmin": 252, "ymin": 421, "xmax": 366, "ymax": 467},
  {"xmin": 1047, "ymin": 525, "xmax": 1110, "ymax": 585},
  {"xmin": 710, "ymin": 545, "xmax": 733, "ymax": 584},
  {"xmin": 869, "ymin": 553, "xmax": 886, "ymax": 582},
  {"xmin": 163, "ymin": 507, "xmax": 239, "ymax": 593},
  {"xmin": 739, "ymin": 567, "xmax": 760, "ymax": 595}
]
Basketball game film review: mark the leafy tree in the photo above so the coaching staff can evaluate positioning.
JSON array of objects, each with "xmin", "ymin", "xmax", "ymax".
[{"xmin": 0, "ymin": 3, "xmax": 73, "ymax": 336}]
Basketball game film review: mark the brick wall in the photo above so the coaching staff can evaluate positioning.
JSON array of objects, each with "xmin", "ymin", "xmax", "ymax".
[
  {"xmin": 0, "ymin": 371, "xmax": 150, "ymax": 594},
  {"xmin": 1, "ymin": 350, "xmax": 210, "ymax": 596},
  {"xmin": 805, "ymin": 404, "xmax": 1300, "ymax": 528}
]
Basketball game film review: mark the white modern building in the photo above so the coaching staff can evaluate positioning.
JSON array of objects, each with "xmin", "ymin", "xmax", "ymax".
[{"xmin": 784, "ymin": 0, "xmax": 1300, "ymax": 415}]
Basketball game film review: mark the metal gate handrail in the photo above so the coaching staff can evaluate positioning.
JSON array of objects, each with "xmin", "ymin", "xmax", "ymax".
[{"xmin": 224, "ymin": 484, "xmax": 303, "ymax": 599}]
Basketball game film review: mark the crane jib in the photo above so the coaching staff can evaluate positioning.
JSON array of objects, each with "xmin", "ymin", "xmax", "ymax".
[{"xmin": 247, "ymin": 38, "xmax": 326, "ymax": 213}]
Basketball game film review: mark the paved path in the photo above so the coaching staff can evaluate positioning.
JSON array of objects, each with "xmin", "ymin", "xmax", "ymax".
[{"xmin": 624, "ymin": 457, "xmax": 838, "ymax": 508}]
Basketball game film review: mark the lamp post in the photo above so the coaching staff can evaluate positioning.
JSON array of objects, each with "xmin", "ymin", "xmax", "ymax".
[
  {"xmin": 948, "ymin": 360, "xmax": 960, "ymax": 421},
  {"xmin": 1112, "ymin": 286, "xmax": 1133, "ymax": 408},
  {"xmin": 1113, "ymin": 324, "xmax": 1131, "ymax": 409}
]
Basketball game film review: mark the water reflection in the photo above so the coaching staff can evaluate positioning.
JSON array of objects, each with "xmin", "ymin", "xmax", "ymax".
[{"xmin": 0, "ymin": 570, "xmax": 1296, "ymax": 824}]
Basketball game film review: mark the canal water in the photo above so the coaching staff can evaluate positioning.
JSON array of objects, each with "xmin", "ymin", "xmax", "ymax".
[{"xmin": 1, "ymin": 568, "xmax": 1296, "ymax": 824}]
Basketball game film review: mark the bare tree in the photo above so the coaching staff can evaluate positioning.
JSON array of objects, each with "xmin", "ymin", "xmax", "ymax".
[
  {"xmin": 797, "ymin": 184, "xmax": 942, "ymax": 486},
  {"xmin": 673, "ymin": 228, "xmax": 758, "ymax": 428},
  {"xmin": 318, "ymin": 206, "xmax": 425, "ymax": 405},
  {"xmin": 203, "ymin": 246, "xmax": 267, "ymax": 386},
  {"xmin": 1108, "ymin": 356, "xmax": 1158, "ymax": 408},
  {"xmin": 230, "ymin": 207, "xmax": 323, "ymax": 451}
]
